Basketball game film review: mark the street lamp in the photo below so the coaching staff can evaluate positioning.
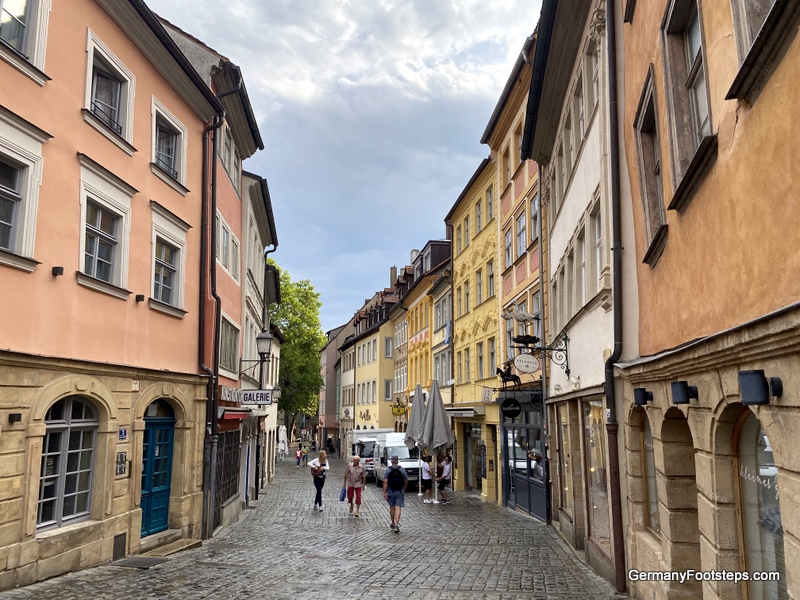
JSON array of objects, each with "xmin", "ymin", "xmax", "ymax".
[{"xmin": 240, "ymin": 330, "xmax": 274, "ymax": 376}]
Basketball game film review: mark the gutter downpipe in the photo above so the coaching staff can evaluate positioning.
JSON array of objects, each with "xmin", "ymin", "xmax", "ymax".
[
  {"xmin": 256, "ymin": 244, "xmax": 278, "ymax": 500},
  {"xmin": 201, "ymin": 77, "xmax": 242, "ymax": 540},
  {"xmin": 604, "ymin": 0, "xmax": 626, "ymax": 593}
]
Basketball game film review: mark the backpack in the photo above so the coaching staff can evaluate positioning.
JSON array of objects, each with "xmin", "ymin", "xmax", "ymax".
[{"xmin": 387, "ymin": 466, "xmax": 404, "ymax": 491}]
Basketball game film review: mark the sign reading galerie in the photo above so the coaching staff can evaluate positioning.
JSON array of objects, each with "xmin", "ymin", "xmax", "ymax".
[{"xmin": 220, "ymin": 386, "xmax": 275, "ymax": 406}]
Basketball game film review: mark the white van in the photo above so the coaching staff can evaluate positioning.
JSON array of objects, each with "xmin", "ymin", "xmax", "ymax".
[
  {"xmin": 373, "ymin": 432, "xmax": 420, "ymax": 488},
  {"xmin": 346, "ymin": 428, "xmax": 393, "ymax": 481}
]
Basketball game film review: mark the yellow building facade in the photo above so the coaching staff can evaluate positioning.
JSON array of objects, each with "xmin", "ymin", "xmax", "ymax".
[{"xmin": 445, "ymin": 158, "xmax": 504, "ymax": 504}]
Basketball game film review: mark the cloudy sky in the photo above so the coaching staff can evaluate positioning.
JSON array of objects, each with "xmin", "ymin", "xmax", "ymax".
[{"xmin": 148, "ymin": 0, "xmax": 543, "ymax": 333}]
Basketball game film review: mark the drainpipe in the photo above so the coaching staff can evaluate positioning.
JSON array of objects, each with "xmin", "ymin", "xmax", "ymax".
[
  {"xmin": 603, "ymin": 0, "xmax": 626, "ymax": 593},
  {"xmin": 537, "ymin": 163, "xmax": 550, "ymax": 523},
  {"xmin": 201, "ymin": 76, "xmax": 242, "ymax": 540}
]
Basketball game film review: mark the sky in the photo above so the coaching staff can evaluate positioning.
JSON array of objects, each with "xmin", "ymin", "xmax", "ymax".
[{"xmin": 147, "ymin": 0, "xmax": 543, "ymax": 333}]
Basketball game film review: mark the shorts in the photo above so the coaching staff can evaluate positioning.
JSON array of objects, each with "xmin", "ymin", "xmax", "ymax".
[
  {"xmin": 421, "ymin": 479, "xmax": 432, "ymax": 491},
  {"xmin": 386, "ymin": 491, "xmax": 405, "ymax": 507},
  {"xmin": 437, "ymin": 479, "xmax": 450, "ymax": 491}
]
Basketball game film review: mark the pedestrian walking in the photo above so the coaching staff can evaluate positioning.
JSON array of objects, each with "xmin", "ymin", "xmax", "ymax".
[
  {"xmin": 307, "ymin": 450, "xmax": 330, "ymax": 511},
  {"xmin": 302, "ymin": 445, "xmax": 309, "ymax": 466},
  {"xmin": 382, "ymin": 455, "xmax": 408, "ymax": 532},
  {"xmin": 421, "ymin": 455, "xmax": 433, "ymax": 503},
  {"xmin": 343, "ymin": 455, "xmax": 366, "ymax": 517},
  {"xmin": 436, "ymin": 455, "xmax": 452, "ymax": 504},
  {"xmin": 295, "ymin": 445, "xmax": 302, "ymax": 467}
]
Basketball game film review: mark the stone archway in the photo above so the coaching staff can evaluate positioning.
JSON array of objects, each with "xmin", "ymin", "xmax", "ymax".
[{"xmin": 659, "ymin": 407, "xmax": 701, "ymax": 594}]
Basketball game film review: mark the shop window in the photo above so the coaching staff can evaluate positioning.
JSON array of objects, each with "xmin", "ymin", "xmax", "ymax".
[
  {"xmin": 736, "ymin": 412, "xmax": 786, "ymax": 599},
  {"xmin": 557, "ymin": 403, "xmax": 573, "ymax": 515},
  {"xmin": 584, "ymin": 399, "xmax": 610, "ymax": 555}
]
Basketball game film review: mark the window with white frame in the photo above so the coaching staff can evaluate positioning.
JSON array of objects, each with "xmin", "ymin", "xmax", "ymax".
[
  {"xmin": 592, "ymin": 205, "xmax": 603, "ymax": 289},
  {"xmin": 552, "ymin": 278, "xmax": 559, "ymax": 332},
  {"xmin": 152, "ymin": 98, "xmax": 187, "ymax": 185},
  {"xmin": 587, "ymin": 40, "xmax": 599, "ymax": 109},
  {"xmin": 385, "ymin": 337, "xmax": 392, "ymax": 358},
  {"xmin": 487, "ymin": 260, "xmax": 494, "ymax": 297},
  {"xmin": 476, "ymin": 269, "xmax": 483, "ymax": 305},
  {"xmin": 475, "ymin": 200, "xmax": 482, "ymax": 232},
  {"xmin": 577, "ymin": 229, "xmax": 586, "ymax": 307},
  {"xmin": 516, "ymin": 212, "xmax": 526, "ymax": 258},
  {"xmin": 477, "ymin": 342, "xmax": 484, "ymax": 380},
  {"xmin": 456, "ymin": 351, "xmax": 462, "ymax": 384},
  {"xmin": 220, "ymin": 317, "xmax": 239, "ymax": 374},
  {"xmin": 489, "ymin": 338, "xmax": 496, "ymax": 375},
  {"xmin": 530, "ymin": 194, "xmax": 540, "ymax": 243},
  {"xmin": 464, "ymin": 279, "xmax": 470, "ymax": 313},
  {"xmin": 564, "ymin": 113, "xmax": 573, "ymax": 169},
  {"xmin": 372, "ymin": 339, "xmax": 377, "ymax": 362},
  {"xmin": 486, "ymin": 186, "xmax": 494, "ymax": 221},
  {"xmin": 456, "ymin": 287, "xmax": 462, "ymax": 317},
  {"xmin": 0, "ymin": 108, "xmax": 45, "ymax": 269},
  {"xmin": 85, "ymin": 30, "xmax": 135, "ymax": 148},
  {"xmin": 384, "ymin": 379, "xmax": 392, "ymax": 401},
  {"xmin": 372, "ymin": 380, "xmax": 376, "ymax": 403},
  {"xmin": 0, "ymin": 0, "xmax": 52, "ymax": 84},
  {"xmin": 504, "ymin": 229, "xmax": 512, "ymax": 268},
  {"xmin": 151, "ymin": 203, "xmax": 188, "ymax": 312},
  {"xmin": 503, "ymin": 147, "xmax": 511, "ymax": 188},
  {"xmin": 423, "ymin": 248, "xmax": 431, "ymax": 272},
  {"xmin": 566, "ymin": 252, "xmax": 574, "ymax": 319},
  {"xmin": 456, "ymin": 226, "xmax": 462, "ymax": 254},
  {"xmin": 533, "ymin": 294, "xmax": 542, "ymax": 341},
  {"xmin": 505, "ymin": 317, "xmax": 514, "ymax": 362},
  {"xmin": 231, "ymin": 238, "xmax": 239, "ymax": 281},
  {"xmin": 37, "ymin": 396, "xmax": 98, "ymax": 529},
  {"xmin": 517, "ymin": 300, "xmax": 528, "ymax": 337},
  {"xmin": 78, "ymin": 156, "xmax": 133, "ymax": 295},
  {"xmin": 464, "ymin": 348, "xmax": 471, "ymax": 382},
  {"xmin": 464, "ymin": 216, "xmax": 470, "ymax": 246}
]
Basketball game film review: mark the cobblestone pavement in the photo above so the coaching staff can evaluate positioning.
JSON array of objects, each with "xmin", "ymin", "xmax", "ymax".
[{"xmin": 1, "ymin": 457, "xmax": 625, "ymax": 600}]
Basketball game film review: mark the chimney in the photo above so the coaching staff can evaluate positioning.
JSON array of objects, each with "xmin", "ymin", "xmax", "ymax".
[
  {"xmin": 410, "ymin": 248, "xmax": 420, "ymax": 263},
  {"xmin": 390, "ymin": 266, "xmax": 397, "ymax": 286}
]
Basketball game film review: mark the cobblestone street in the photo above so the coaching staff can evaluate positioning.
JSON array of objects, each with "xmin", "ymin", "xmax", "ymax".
[{"xmin": 1, "ymin": 457, "xmax": 624, "ymax": 599}]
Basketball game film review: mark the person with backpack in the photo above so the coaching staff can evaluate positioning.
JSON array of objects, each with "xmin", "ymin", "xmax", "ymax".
[{"xmin": 382, "ymin": 455, "xmax": 408, "ymax": 532}]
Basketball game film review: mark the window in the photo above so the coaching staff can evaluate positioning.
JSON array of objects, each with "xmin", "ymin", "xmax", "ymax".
[
  {"xmin": 222, "ymin": 127, "xmax": 232, "ymax": 171},
  {"xmin": 505, "ymin": 317, "xmax": 514, "ymax": 362},
  {"xmin": 516, "ymin": 212, "xmax": 526, "ymax": 258},
  {"xmin": 577, "ymin": 229, "xmax": 586, "ymax": 306},
  {"xmin": 475, "ymin": 200, "xmax": 482, "ymax": 232},
  {"xmin": 464, "ymin": 279, "xmax": 470, "ymax": 313},
  {"xmin": 533, "ymin": 293, "xmax": 542, "ymax": 341},
  {"xmin": 587, "ymin": 40, "xmax": 599, "ymax": 109},
  {"xmin": 385, "ymin": 337, "xmax": 393, "ymax": 358},
  {"xmin": 488, "ymin": 338, "xmax": 496, "ymax": 375},
  {"xmin": 219, "ymin": 221, "xmax": 230, "ymax": 268},
  {"xmin": 584, "ymin": 400, "xmax": 610, "ymax": 553},
  {"xmin": 0, "ymin": 0, "xmax": 51, "ymax": 83},
  {"xmin": 635, "ymin": 68, "xmax": 668, "ymax": 266},
  {"xmin": 456, "ymin": 226, "xmax": 462, "ymax": 254},
  {"xmin": 152, "ymin": 99, "xmax": 188, "ymax": 186},
  {"xmin": 220, "ymin": 318, "xmax": 239, "ymax": 374},
  {"xmin": 372, "ymin": 339, "xmax": 377, "ymax": 362},
  {"xmin": 384, "ymin": 379, "xmax": 392, "ymax": 401},
  {"xmin": 456, "ymin": 352, "xmax": 462, "ymax": 384},
  {"xmin": 642, "ymin": 414, "xmax": 660, "ymax": 534},
  {"xmin": 78, "ymin": 156, "xmax": 133, "ymax": 296},
  {"xmin": 151, "ymin": 202, "xmax": 188, "ymax": 313},
  {"xmin": 563, "ymin": 113, "xmax": 573, "ymax": 169},
  {"xmin": 514, "ymin": 125, "xmax": 523, "ymax": 165},
  {"xmin": 487, "ymin": 260, "xmax": 495, "ymax": 297},
  {"xmin": 456, "ymin": 287, "xmax": 462, "ymax": 317},
  {"xmin": 372, "ymin": 380, "xmax": 376, "ymax": 403},
  {"xmin": 566, "ymin": 251, "xmax": 574, "ymax": 319},
  {"xmin": 662, "ymin": 0, "xmax": 715, "ymax": 198},
  {"xmin": 477, "ymin": 342, "xmax": 484, "ymax": 380},
  {"xmin": 464, "ymin": 348, "xmax": 471, "ymax": 382},
  {"xmin": 736, "ymin": 411, "xmax": 786, "ymax": 599},
  {"xmin": 231, "ymin": 238, "xmax": 239, "ymax": 280},
  {"xmin": 503, "ymin": 147, "xmax": 511, "ymax": 188},
  {"xmin": 530, "ymin": 194, "xmax": 540, "ymax": 243},
  {"xmin": 591, "ymin": 205, "xmax": 603, "ymax": 288},
  {"xmin": 517, "ymin": 301, "xmax": 528, "ymax": 337},
  {"xmin": 573, "ymin": 74, "xmax": 585, "ymax": 148},
  {"xmin": 85, "ymin": 31, "xmax": 135, "ymax": 149},
  {"xmin": 557, "ymin": 404, "xmax": 574, "ymax": 515},
  {"xmin": 0, "ymin": 108, "xmax": 46, "ymax": 269},
  {"xmin": 486, "ymin": 186, "xmax": 494, "ymax": 221},
  {"xmin": 504, "ymin": 229, "xmax": 512, "ymax": 268},
  {"xmin": 476, "ymin": 269, "xmax": 483, "ymax": 305},
  {"xmin": 37, "ymin": 396, "xmax": 98, "ymax": 529},
  {"xmin": 464, "ymin": 217, "xmax": 470, "ymax": 246},
  {"xmin": 731, "ymin": 0, "xmax": 774, "ymax": 59}
]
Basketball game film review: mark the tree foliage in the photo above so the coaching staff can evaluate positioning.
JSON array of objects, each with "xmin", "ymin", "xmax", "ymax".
[{"xmin": 269, "ymin": 261, "xmax": 326, "ymax": 426}]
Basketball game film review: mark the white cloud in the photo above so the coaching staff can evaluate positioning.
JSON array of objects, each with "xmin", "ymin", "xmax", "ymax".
[{"xmin": 147, "ymin": 0, "xmax": 542, "ymax": 331}]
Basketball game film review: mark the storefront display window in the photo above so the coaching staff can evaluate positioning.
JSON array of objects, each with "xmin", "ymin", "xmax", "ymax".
[
  {"xmin": 583, "ymin": 400, "xmax": 609, "ymax": 555},
  {"xmin": 737, "ymin": 412, "xmax": 786, "ymax": 600},
  {"xmin": 558, "ymin": 403, "xmax": 573, "ymax": 515}
]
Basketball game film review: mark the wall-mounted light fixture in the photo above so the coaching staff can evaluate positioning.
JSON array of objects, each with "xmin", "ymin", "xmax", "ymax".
[
  {"xmin": 738, "ymin": 370, "xmax": 782, "ymax": 406},
  {"xmin": 239, "ymin": 330, "xmax": 274, "ymax": 378},
  {"xmin": 8, "ymin": 413, "xmax": 22, "ymax": 424},
  {"xmin": 670, "ymin": 381, "xmax": 698, "ymax": 405},
  {"xmin": 52, "ymin": 266, "xmax": 64, "ymax": 276},
  {"xmin": 633, "ymin": 387, "xmax": 653, "ymax": 406},
  {"xmin": 136, "ymin": 294, "xmax": 145, "ymax": 302}
]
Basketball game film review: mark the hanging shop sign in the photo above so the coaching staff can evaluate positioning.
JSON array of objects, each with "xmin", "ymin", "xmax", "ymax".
[
  {"xmin": 501, "ymin": 398, "xmax": 522, "ymax": 419},
  {"xmin": 513, "ymin": 353, "xmax": 540, "ymax": 374}
]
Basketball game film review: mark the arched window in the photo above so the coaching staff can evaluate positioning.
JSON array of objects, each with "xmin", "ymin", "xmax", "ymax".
[
  {"xmin": 641, "ymin": 414, "xmax": 660, "ymax": 534},
  {"xmin": 38, "ymin": 396, "xmax": 99, "ymax": 528},
  {"xmin": 737, "ymin": 412, "xmax": 786, "ymax": 599}
]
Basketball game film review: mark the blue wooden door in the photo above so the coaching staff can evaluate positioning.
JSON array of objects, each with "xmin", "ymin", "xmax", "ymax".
[{"xmin": 141, "ymin": 411, "xmax": 174, "ymax": 537}]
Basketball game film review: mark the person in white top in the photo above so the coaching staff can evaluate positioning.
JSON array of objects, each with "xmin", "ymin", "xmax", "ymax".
[
  {"xmin": 436, "ymin": 455, "xmax": 452, "ymax": 504},
  {"xmin": 307, "ymin": 451, "xmax": 330, "ymax": 511},
  {"xmin": 421, "ymin": 456, "xmax": 433, "ymax": 503}
]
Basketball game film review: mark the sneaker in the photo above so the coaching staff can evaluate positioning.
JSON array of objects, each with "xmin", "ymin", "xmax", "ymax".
[
  {"xmin": 349, "ymin": 504, "xmax": 354, "ymax": 514},
  {"xmin": 441, "ymin": 499, "xmax": 449, "ymax": 505},
  {"xmin": 354, "ymin": 507, "xmax": 360, "ymax": 517},
  {"xmin": 318, "ymin": 505, "xmax": 324, "ymax": 512},
  {"xmin": 394, "ymin": 524, "xmax": 400, "ymax": 533},
  {"xmin": 390, "ymin": 523, "xmax": 396, "ymax": 530},
  {"xmin": 423, "ymin": 499, "xmax": 432, "ymax": 504}
]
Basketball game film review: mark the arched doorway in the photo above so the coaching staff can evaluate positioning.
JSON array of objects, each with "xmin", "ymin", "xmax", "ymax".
[{"xmin": 140, "ymin": 399, "xmax": 175, "ymax": 537}]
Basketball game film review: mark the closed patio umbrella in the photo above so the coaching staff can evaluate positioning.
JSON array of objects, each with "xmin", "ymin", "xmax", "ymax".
[
  {"xmin": 405, "ymin": 384, "xmax": 426, "ymax": 496},
  {"xmin": 420, "ymin": 380, "xmax": 455, "ymax": 503}
]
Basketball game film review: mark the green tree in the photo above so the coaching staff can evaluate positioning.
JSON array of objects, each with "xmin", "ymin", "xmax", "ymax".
[{"xmin": 269, "ymin": 261, "xmax": 326, "ymax": 433}]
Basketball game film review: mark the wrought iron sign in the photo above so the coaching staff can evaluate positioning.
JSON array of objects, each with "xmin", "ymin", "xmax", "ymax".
[{"xmin": 512, "ymin": 333, "xmax": 570, "ymax": 378}]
